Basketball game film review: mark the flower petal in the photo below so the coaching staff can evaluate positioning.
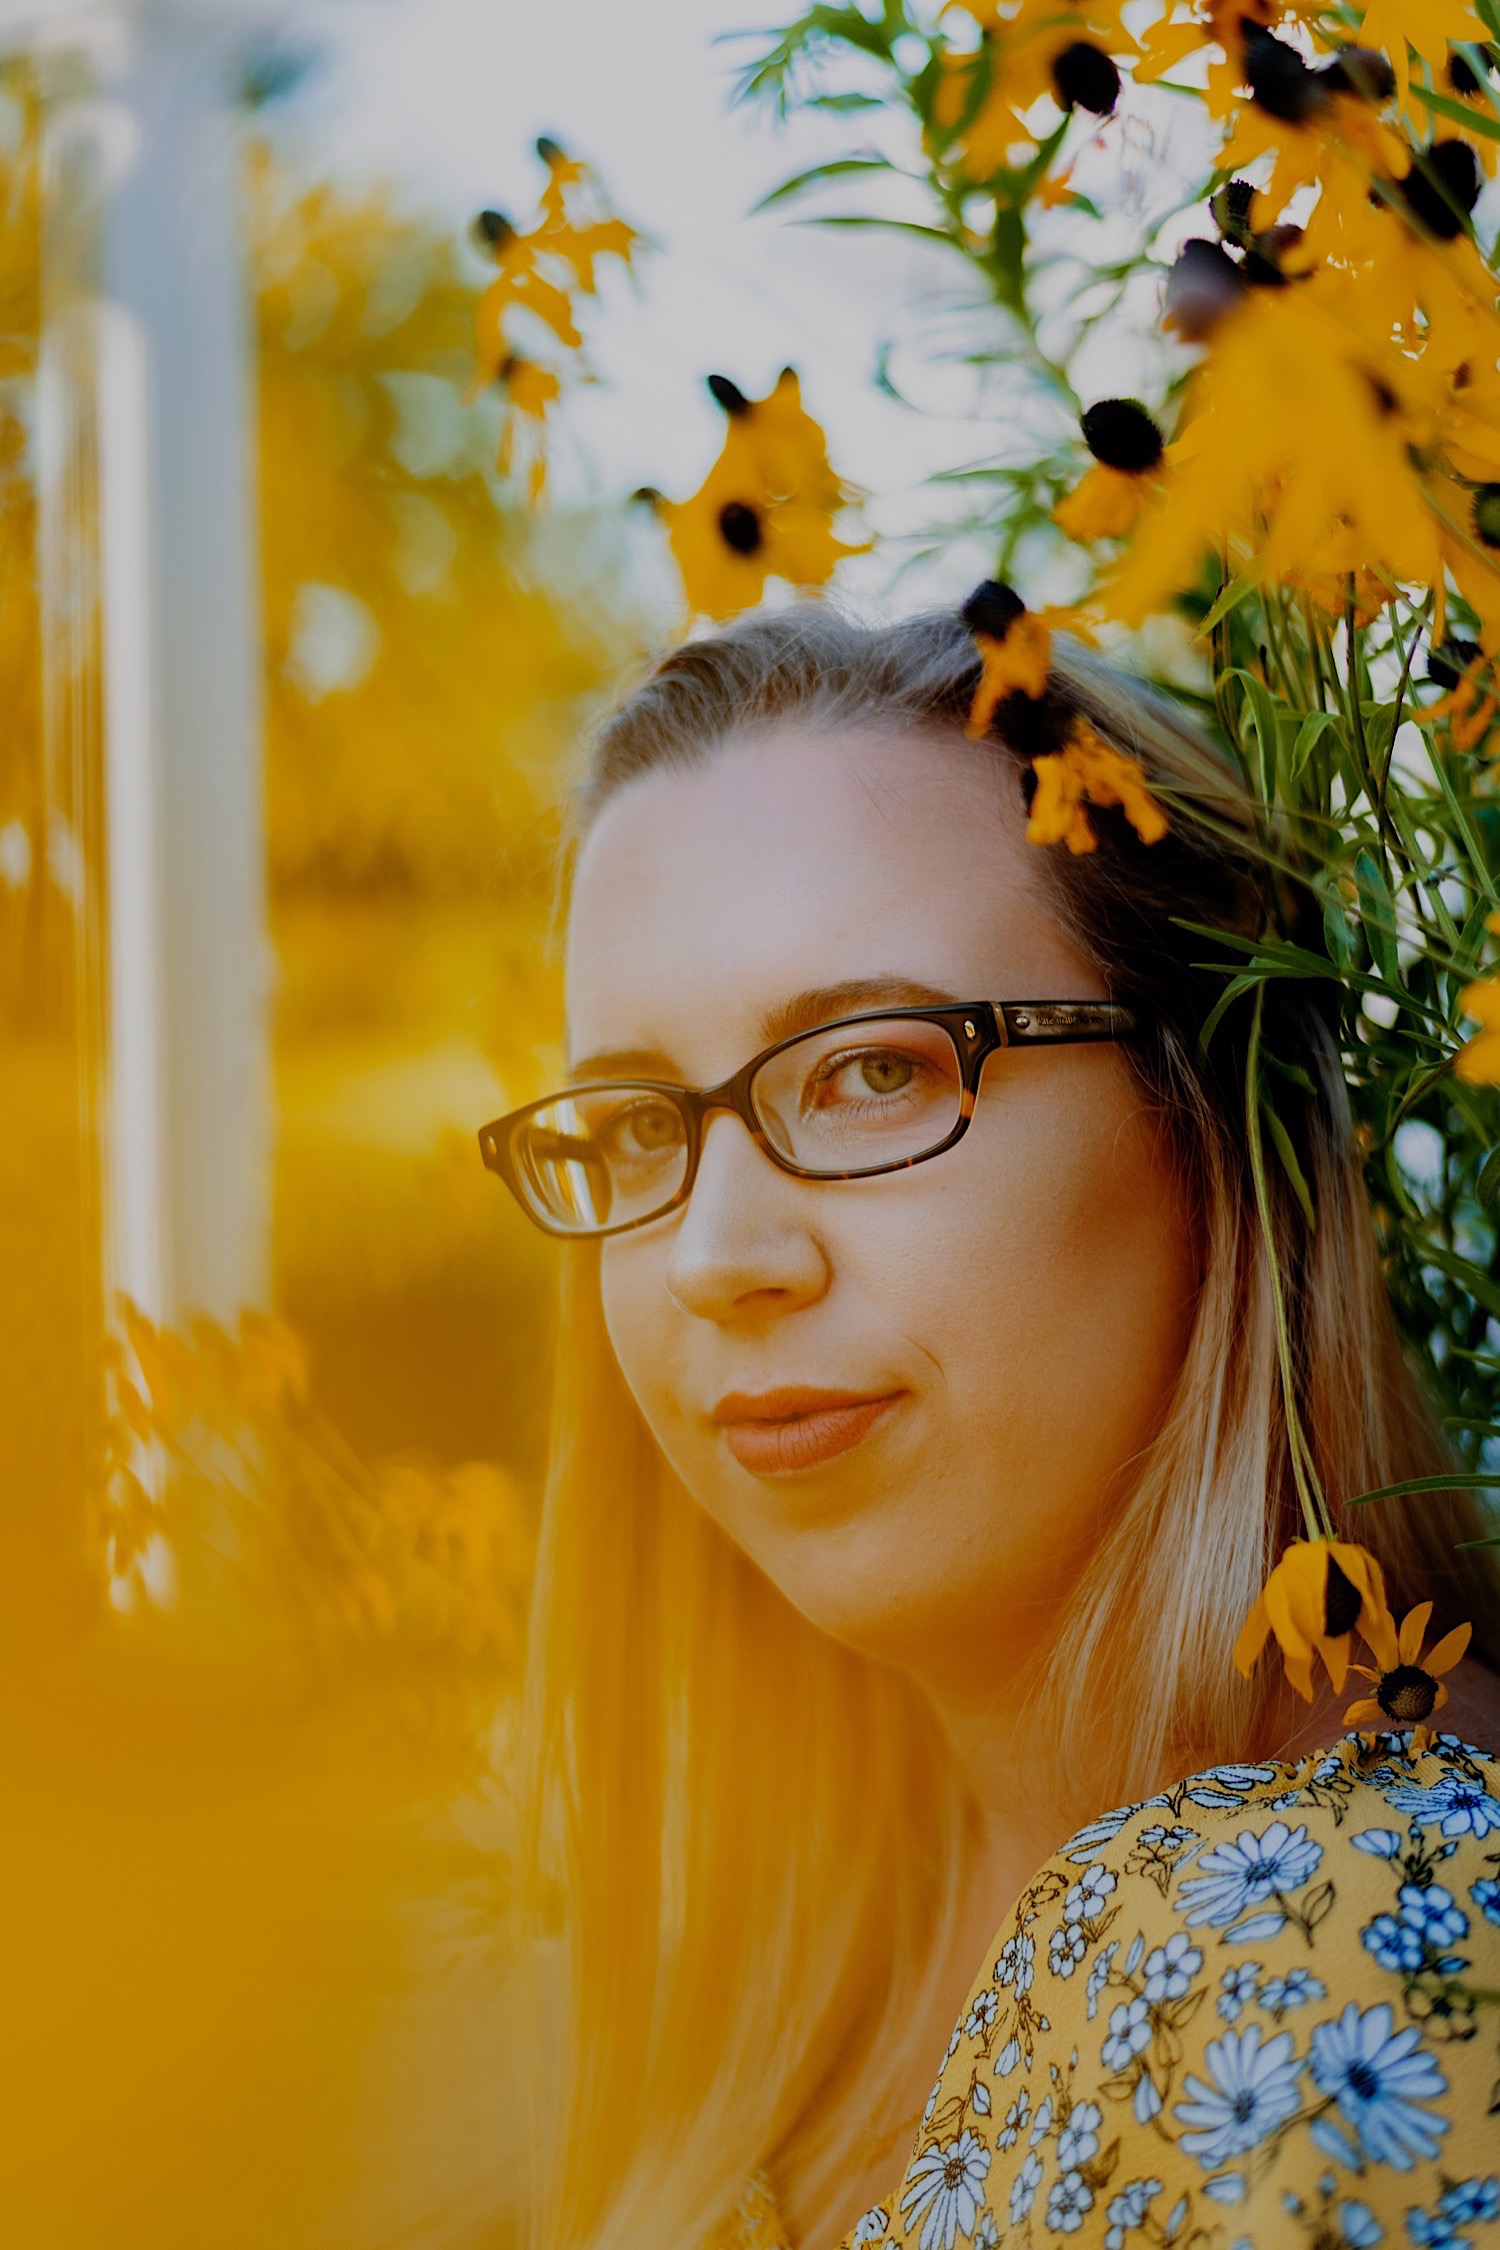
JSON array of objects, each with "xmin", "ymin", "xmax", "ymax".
[
  {"xmin": 1398, "ymin": 1600, "xmax": 1434, "ymax": 1666},
  {"xmin": 1425, "ymin": 1621, "xmax": 1472, "ymax": 1677}
]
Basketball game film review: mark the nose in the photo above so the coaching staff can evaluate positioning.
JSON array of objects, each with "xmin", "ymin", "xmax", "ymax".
[{"xmin": 663, "ymin": 1110, "xmax": 831, "ymax": 1324}]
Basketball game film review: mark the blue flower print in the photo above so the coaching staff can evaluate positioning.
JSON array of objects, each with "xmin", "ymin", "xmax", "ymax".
[
  {"xmin": 1173, "ymin": 2022, "xmax": 1303, "ymax": 2168},
  {"xmin": 1065, "ymin": 1864, "xmax": 1117, "ymax": 1922},
  {"xmin": 1203, "ymin": 2172, "xmax": 1248, "ymax": 2204},
  {"xmin": 995, "ymin": 1932, "xmax": 1035, "ymax": 1995},
  {"xmin": 1352, "ymin": 1829, "xmax": 1404, "ymax": 1860},
  {"xmin": 1381, "ymin": 1774, "xmax": 1500, "ymax": 1840},
  {"xmin": 1143, "ymin": 1932, "xmax": 1203, "ymax": 2001},
  {"xmin": 1010, "ymin": 2151, "xmax": 1044, "ymax": 2225},
  {"xmin": 1086, "ymin": 1940, "xmax": 1119, "ymax": 2020},
  {"xmin": 997, "ymin": 2090, "xmax": 1030, "ymax": 2150},
  {"xmin": 1177, "ymin": 1821, "xmax": 1324, "ymax": 1938},
  {"xmin": 964, "ymin": 1989, "xmax": 999, "ymax": 2041},
  {"xmin": 1259, "ymin": 1966, "xmax": 1326, "ymax": 2016},
  {"xmin": 1361, "ymin": 1884, "xmax": 1468, "ymax": 1976},
  {"xmin": 1183, "ymin": 1764, "xmax": 1280, "ymax": 1809},
  {"xmin": 898, "ymin": 2130, "xmax": 992, "ymax": 2250},
  {"xmin": 1437, "ymin": 2180, "xmax": 1500, "ymax": 2226},
  {"xmin": 1217, "ymin": 1962, "xmax": 1262, "ymax": 2022},
  {"xmin": 1470, "ymin": 1876, "xmax": 1500, "ymax": 1925},
  {"xmin": 1057, "ymin": 2100, "xmax": 1102, "ymax": 2169},
  {"xmin": 1102, "ymin": 1995, "xmax": 1152, "ymax": 2072},
  {"xmin": 1340, "ymin": 2201, "xmax": 1385, "ymax": 2247},
  {"xmin": 1049, "ymin": 1921, "xmax": 1087, "ymax": 1978},
  {"xmin": 850, "ymin": 2211, "xmax": 890, "ymax": 2245},
  {"xmin": 1046, "ymin": 2170, "xmax": 1095, "ymax": 2234},
  {"xmin": 1103, "ymin": 2178, "xmax": 1162, "ymax": 2250},
  {"xmin": 1308, "ymin": 2003, "xmax": 1449, "ymax": 2171}
]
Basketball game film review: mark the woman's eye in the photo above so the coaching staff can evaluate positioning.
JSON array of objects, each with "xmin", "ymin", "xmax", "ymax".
[
  {"xmin": 609, "ymin": 1099, "xmax": 683, "ymax": 1157},
  {"xmin": 815, "ymin": 1048, "xmax": 923, "ymax": 1105}
]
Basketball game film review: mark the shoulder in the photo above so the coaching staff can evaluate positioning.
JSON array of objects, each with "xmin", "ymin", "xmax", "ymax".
[{"xmin": 849, "ymin": 1737, "xmax": 1500, "ymax": 2250}]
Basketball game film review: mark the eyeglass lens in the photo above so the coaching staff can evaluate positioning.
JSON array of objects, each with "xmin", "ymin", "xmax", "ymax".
[{"xmin": 510, "ymin": 1015, "xmax": 966, "ymax": 1232}]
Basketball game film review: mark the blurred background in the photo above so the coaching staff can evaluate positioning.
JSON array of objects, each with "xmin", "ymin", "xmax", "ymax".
[{"xmin": 0, "ymin": 2, "xmax": 1009, "ymax": 2243}]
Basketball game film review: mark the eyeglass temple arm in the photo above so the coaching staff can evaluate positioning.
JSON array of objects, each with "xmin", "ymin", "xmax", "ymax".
[{"xmin": 994, "ymin": 1001, "xmax": 1138, "ymax": 1044}]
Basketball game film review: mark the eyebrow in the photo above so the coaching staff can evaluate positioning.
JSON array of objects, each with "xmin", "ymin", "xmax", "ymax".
[{"xmin": 568, "ymin": 975, "xmax": 965, "ymax": 1085}]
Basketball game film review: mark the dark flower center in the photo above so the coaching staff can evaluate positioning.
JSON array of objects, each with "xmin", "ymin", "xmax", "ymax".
[
  {"xmin": 1212, "ymin": 177, "xmax": 1258, "ymax": 245},
  {"xmin": 1241, "ymin": 22, "xmax": 1329, "ymax": 124},
  {"xmin": 1427, "ymin": 635, "xmax": 1482, "ymax": 689},
  {"xmin": 1472, "ymin": 485, "xmax": 1500, "ymax": 548},
  {"xmin": 1376, "ymin": 1664, "xmax": 1438, "ymax": 1722},
  {"xmin": 962, "ymin": 579, "xmax": 1027, "ymax": 641},
  {"xmin": 707, "ymin": 374, "xmax": 751, "ymax": 417},
  {"xmin": 718, "ymin": 501, "xmax": 764, "ymax": 555},
  {"xmin": 1398, "ymin": 140, "xmax": 1482, "ymax": 240},
  {"xmin": 1321, "ymin": 46, "xmax": 1395, "ymax": 102},
  {"xmin": 1346, "ymin": 2061, "xmax": 1380, "ymax": 2100},
  {"xmin": 1003, "ymin": 689, "xmax": 1075, "ymax": 762},
  {"xmin": 1082, "ymin": 399, "xmax": 1164, "ymax": 473},
  {"xmin": 1165, "ymin": 241, "xmax": 1250, "ymax": 339},
  {"xmin": 1323, "ymin": 1555, "xmax": 1363, "ymax": 1637},
  {"xmin": 1448, "ymin": 46, "xmax": 1486, "ymax": 95},
  {"xmin": 473, "ymin": 208, "xmax": 515, "ymax": 249},
  {"xmin": 1051, "ymin": 42, "xmax": 1121, "ymax": 115}
]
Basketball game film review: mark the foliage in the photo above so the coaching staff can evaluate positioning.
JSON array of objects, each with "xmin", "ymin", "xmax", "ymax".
[{"xmin": 735, "ymin": 0, "xmax": 1500, "ymax": 1507}]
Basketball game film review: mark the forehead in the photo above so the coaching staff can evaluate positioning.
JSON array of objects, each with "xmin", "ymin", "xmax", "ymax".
[{"xmin": 565, "ymin": 725, "xmax": 1091, "ymax": 1078}]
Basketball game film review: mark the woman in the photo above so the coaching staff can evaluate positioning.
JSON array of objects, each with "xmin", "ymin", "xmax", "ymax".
[{"xmin": 483, "ymin": 602, "xmax": 1500, "ymax": 2250}]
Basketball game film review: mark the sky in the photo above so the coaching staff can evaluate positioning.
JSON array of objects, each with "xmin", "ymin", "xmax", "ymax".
[{"xmin": 277, "ymin": 0, "xmax": 1080, "ymax": 611}]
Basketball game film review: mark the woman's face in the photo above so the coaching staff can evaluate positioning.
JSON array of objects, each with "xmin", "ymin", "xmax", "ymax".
[{"xmin": 565, "ymin": 725, "xmax": 1198, "ymax": 1701}]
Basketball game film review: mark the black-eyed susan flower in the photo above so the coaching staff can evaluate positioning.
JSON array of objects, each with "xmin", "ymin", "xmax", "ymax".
[
  {"xmin": 646, "ymin": 370, "xmax": 867, "ymax": 621},
  {"xmin": 1360, "ymin": 0, "xmax": 1487, "ymax": 109},
  {"xmin": 1054, "ymin": 399, "xmax": 1166, "ymax": 542},
  {"xmin": 1343, "ymin": 1600, "xmax": 1472, "ymax": 1745},
  {"xmin": 1024, "ymin": 718, "xmax": 1169, "ymax": 853},
  {"xmin": 1423, "ymin": 640, "xmax": 1498, "ymax": 749},
  {"xmin": 1234, "ymin": 1538, "xmax": 1392, "ymax": 1701},
  {"xmin": 961, "ymin": 582, "xmax": 1096, "ymax": 734}
]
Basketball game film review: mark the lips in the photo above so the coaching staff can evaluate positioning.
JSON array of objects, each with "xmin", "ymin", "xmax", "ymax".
[{"xmin": 710, "ymin": 1385, "xmax": 906, "ymax": 1476}]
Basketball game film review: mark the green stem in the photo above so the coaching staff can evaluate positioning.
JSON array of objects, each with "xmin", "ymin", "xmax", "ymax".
[{"xmin": 1246, "ymin": 980, "xmax": 1334, "ymax": 1542}]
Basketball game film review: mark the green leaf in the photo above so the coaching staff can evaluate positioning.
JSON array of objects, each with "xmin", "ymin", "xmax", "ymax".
[
  {"xmin": 1263, "ymin": 1098, "xmax": 1317, "ymax": 1228},
  {"xmin": 1478, "ymin": 1147, "xmax": 1500, "ymax": 1206},
  {"xmin": 1291, "ymin": 710, "xmax": 1340, "ymax": 779},
  {"xmin": 750, "ymin": 155, "xmax": 898, "ymax": 213},
  {"xmin": 1347, "ymin": 1471, "xmax": 1500, "ymax": 1504},
  {"xmin": 1197, "ymin": 563, "xmax": 1263, "ymax": 638},
  {"xmin": 1355, "ymin": 849, "xmax": 1402, "ymax": 985},
  {"xmin": 1409, "ymin": 81, "xmax": 1500, "ymax": 140}
]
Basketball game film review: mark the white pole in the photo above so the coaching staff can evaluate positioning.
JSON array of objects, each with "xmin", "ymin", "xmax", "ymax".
[{"xmin": 39, "ymin": 0, "xmax": 271, "ymax": 1328}]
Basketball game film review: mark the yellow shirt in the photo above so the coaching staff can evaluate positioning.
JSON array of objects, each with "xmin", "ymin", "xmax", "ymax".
[{"xmin": 727, "ymin": 1731, "xmax": 1500, "ymax": 2249}]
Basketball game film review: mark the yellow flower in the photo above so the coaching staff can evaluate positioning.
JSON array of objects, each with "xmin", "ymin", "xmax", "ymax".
[
  {"xmin": 1359, "ymin": 0, "xmax": 1487, "ymax": 110},
  {"xmin": 1054, "ymin": 399, "xmax": 1166, "ymax": 542},
  {"xmin": 1455, "ymin": 973, "xmax": 1500, "ymax": 1081},
  {"xmin": 932, "ymin": 0, "xmax": 1137, "ymax": 175},
  {"xmin": 495, "ymin": 357, "xmax": 563, "ymax": 501},
  {"xmin": 649, "ymin": 370, "xmax": 867, "ymax": 620},
  {"xmin": 1026, "ymin": 718, "xmax": 1169, "ymax": 853},
  {"xmin": 1343, "ymin": 1600, "xmax": 1472, "ymax": 1745},
  {"xmin": 713, "ymin": 368, "xmax": 851, "ymax": 515},
  {"xmin": 961, "ymin": 582, "xmax": 1097, "ymax": 734},
  {"xmin": 1233, "ymin": 1538, "xmax": 1392, "ymax": 1700}
]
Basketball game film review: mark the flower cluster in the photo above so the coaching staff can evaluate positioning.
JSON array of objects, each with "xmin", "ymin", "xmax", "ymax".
[{"xmin": 470, "ymin": 138, "xmax": 638, "ymax": 499}]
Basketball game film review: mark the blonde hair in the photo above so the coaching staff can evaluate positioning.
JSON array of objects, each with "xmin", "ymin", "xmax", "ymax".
[{"xmin": 517, "ymin": 604, "xmax": 1500, "ymax": 2249}]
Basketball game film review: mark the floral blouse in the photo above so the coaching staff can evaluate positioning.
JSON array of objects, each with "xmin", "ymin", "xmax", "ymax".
[{"xmin": 719, "ymin": 1732, "xmax": 1500, "ymax": 2250}]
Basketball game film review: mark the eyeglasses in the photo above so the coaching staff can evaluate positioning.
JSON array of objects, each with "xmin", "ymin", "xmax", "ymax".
[{"xmin": 478, "ymin": 999, "xmax": 1141, "ymax": 1240}]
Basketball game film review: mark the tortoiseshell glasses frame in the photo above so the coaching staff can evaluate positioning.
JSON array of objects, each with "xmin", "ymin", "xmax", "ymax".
[{"xmin": 478, "ymin": 999, "xmax": 1142, "ymax": 1241}]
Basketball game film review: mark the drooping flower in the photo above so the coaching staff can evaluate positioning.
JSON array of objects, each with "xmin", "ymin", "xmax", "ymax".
[
  {"xmin": 1054, "ymin": 399, "xmax": 1167, "ymax": 542},
  {"xmin": 1233, "ymin": 1537, "xmax": 1391, "ymax": 1700},
  {"xmin": 1343, "ymin": 1599, "xmax": 1472, "ymax": 1742},
  {"xmin": 647, "ymin": 370, "xmax": 867, "ymax": 620},
  {"xmin": 963, "ymin": 580, "xmax": 1053, "ymax": 719},
  {"xmin": 1026, "ymin": 720, "xmax": 1170, "ymax": 854}
]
